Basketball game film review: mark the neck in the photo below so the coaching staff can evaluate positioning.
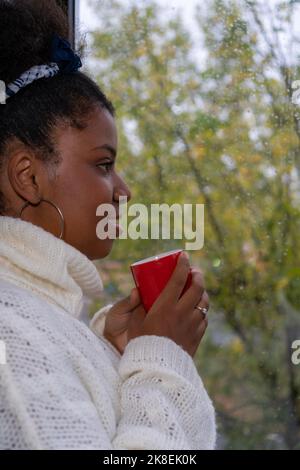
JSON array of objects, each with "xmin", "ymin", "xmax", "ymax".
[{"xmin": 0, "ymin": 216, "xmax": 103, "ymax": 317}]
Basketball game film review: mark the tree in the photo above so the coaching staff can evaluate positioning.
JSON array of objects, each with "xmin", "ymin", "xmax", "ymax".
[{"xmin": 86, "ymin": 0, "xmax": 300, "ymax": 449}]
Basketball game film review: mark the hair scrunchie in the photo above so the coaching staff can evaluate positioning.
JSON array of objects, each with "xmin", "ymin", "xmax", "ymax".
[{"xmin": 5, "ymin": 33, "xmax": 82, "ymax": 100}]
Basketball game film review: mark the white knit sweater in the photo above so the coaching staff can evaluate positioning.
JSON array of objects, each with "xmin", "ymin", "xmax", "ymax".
[{"xmin": 0, "ymin": 216, "xmax": 216, "ymax": 450}]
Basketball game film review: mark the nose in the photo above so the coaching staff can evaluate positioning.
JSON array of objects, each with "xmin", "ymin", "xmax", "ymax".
[{"xmin": 113, "ymin": 175, "xmax": 132, "ymax": 204}]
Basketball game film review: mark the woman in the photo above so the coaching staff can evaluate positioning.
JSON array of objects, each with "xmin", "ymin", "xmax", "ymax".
[{"xmin": 0, "ymin": 0, "xmax": 216, "ymax": 450}]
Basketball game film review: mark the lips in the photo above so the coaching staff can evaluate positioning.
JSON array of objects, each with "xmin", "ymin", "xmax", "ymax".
[{"xmin": 106, "ymin": 218, "xmax": 123, "ymax": 236}]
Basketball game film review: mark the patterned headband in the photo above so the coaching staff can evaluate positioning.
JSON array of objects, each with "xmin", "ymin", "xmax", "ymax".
[{"xmin": 5, "ymin": 34, "xmax": 82, "ymax": 101}]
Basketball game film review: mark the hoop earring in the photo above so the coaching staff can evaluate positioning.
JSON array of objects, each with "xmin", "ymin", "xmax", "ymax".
[{"xmin": 18, "ymin": 199, "xmax": 65, "ymax": 240}]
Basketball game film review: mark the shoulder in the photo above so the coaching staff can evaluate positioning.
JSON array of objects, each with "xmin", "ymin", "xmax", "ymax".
[
  {"xmin": 0, "ymin": 279, "xmax": 64, "ymax": 340},
  {"xmin": 0, "ymin": 278, "xmax": 121, "ymax": 368},
  {"xmin": 0, "ymin": 278, "xmax": 52, "ymax": 316},
  {"xmin": 0, "ymin": 279, "xmax": 66, "ymax": 364},
  {"xmin": 0, "ymin": 279, "xmax": 87, "ymax": 363}
]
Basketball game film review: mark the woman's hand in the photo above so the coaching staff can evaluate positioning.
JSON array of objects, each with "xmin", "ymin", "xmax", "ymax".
[
  {"xmin": 127, "ymin": 252, "xmax": 209, "ymax": 358},
  {"xmin": 103, "ymin": 252, "xmax": 209, "ymax": 358},
  {"xmin": 103, "ymin": 287, "xmax": 142, "ymax": 355}
]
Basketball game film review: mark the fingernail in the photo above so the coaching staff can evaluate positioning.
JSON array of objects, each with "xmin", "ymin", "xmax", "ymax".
[{"xmin": 181, "ymin": 251, "xmax": 189, "ymax": 260}]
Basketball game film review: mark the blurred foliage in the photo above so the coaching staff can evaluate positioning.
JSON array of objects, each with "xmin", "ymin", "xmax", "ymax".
[{"xmin": 85, "ymin": 0, "xmax": 300, "ymax": 449}]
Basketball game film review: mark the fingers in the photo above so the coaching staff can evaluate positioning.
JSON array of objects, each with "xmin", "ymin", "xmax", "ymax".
[
  {"xmin": 155, "ymin": 251, "xmax": 191, "ymax": 308},
  {"xmin": 196, "ymin": 315, "xmax": 208, "ymax": 339},
  {"xmin": 177, "ymin": 267, "xmax": 205, "ymax": 313},
  {"xmin": 188, "ymin": 309, "xmax": 208, "ymax": 357},
  {"xmin": 189, "ymin": 291, "xmax": 209, "ymax": 329},
  {"xmin": 110, "ymin": 288, "xmax": 141, "ymax": 316},
  {"xmin": 129, "ymin": 303, "xmax": 147, "ymax": 331},
  {"xmin": 195, "ymin": 291, "xmax": 210, "ymax": 320},
  {"xmin": 130, "ymin": 287, "xmax": 141, "ymax": 308}
]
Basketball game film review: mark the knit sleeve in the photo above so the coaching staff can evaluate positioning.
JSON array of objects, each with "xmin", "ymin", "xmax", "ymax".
[
  {"xmin": 89, "ymin": 303, "xmax": 113, "ymax": 337},
  {"xmin": 90, "ymin": 307, "xmax": 216, "ymax": 449},
  {"xmin": 113, "ymin": 335, "xmax": 217, "ymax": 450},
  {"xmin": 0, "ymin": 304, "xmax": 216, "ymax": 450},
  {"xmin": 0, "ymin": 305, "xmax": 115, "ymax": 450}
]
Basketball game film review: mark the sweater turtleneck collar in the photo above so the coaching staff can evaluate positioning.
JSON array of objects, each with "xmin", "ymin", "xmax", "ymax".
[{"xmin": 0, "ymin": 216, "xmax": 104, "ymax": 318}]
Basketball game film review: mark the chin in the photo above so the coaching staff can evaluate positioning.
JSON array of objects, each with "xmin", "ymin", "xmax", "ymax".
[{"xmin": 88, "ymin": 238, "xmax": 115, "ymax": 260}]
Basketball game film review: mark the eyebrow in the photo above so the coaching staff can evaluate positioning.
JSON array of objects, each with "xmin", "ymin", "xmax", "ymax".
[{"xmin": 91, "ymin": 145, "xmax": 117, "ymax": 158}]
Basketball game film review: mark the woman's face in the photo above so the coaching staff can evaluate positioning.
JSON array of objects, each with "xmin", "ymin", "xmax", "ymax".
[
  {"xmin": 49, "ymin": 105, "xmax": 132, "ymax": 259},
  {"xmin": 4, "ymin": 105, "xmax": 132, "ymax": 260}
]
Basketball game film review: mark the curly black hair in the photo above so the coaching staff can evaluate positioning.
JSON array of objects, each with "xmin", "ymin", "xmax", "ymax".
[{"xmin": 0, "ymin": 0, "xmax": 115, "ymax": 214}]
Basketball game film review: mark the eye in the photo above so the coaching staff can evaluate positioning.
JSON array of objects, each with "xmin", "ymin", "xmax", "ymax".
[{"xmin": 97, "ymin": 161, "xmax": 115, "ymax": 173}]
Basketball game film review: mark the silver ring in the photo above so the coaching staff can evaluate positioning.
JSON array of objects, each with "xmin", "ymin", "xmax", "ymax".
[{"xmin": 195, "ymin": 306, "xmax": 208, "ymax": 315}]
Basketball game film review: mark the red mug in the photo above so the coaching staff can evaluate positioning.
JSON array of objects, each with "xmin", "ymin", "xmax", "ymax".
[{"xmin": 130, "ymin": 249, "xmax": 193, "ymax": 313}]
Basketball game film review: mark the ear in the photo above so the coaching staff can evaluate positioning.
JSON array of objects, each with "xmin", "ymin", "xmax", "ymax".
[{"xmin": 7, "ymin": 148, "xmax": 42, "ymax": 204}]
